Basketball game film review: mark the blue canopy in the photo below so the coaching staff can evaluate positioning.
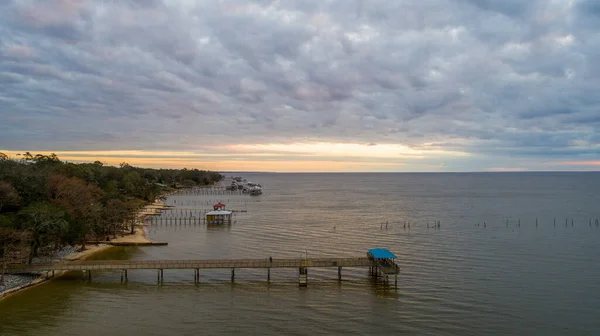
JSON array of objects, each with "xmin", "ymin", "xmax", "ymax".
[{"xmin": 368, "ymin": 248, "xmax": 397, "ymax": 259}]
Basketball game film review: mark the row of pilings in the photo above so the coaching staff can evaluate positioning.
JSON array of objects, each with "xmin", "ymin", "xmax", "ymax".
[
  {"xmin": 169, "ymin": 187, "xmax": 253, "ymax": 196},
  {"xmin": 371, "ymin": 217, "xmax": 600, "ymax": 230},
  {"xmin": 165, "ymin": 199, "xmax": 250, "ymax": 207}
]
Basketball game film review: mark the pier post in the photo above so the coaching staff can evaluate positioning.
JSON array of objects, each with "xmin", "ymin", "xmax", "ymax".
[
  {"xmin": 395, "ymin": 275, "xmax": 398, "ymax": 288},
  {"xmin": 88, "ymin": 270, "xmax": 92, "ymax": 282},
  {"xmin": 298, "ymin": 267, "xmax": 308, "ymax": 287},
  {"xmin": 121, "ymin": 270, "xmax": 124, "ymax": 283},
  {"xmin": 338, "ymin": 267, "xmax": 342, "ymax": 281},
  {"xmin": 267, "ymin": 268, "xmax": 271, "ymax": 282},
  {"xmin": 231, "ymin": 268, "xmax": 235, "ymax": 282},
  {"xmin": 52, "ymin": 270, "xmax": 55, "ymax": 277},
  {"xmin": 124, "ymin": 269, "xmax": 128, "ymax": 282}
]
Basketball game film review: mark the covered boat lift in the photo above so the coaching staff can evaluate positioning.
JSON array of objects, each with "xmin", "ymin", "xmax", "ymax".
[
  {"xmin": 367, "ymin": 248, "xmax": 400, "ymax": 286},
  {"xmin": 206, "ymin": 202, "xmax": 232, "ymax": 225}
]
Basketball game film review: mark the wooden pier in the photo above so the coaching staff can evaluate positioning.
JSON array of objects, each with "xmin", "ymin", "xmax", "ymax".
[
  {"xmin": 7, "ymin": 255, "xmax": 400, "ymax": 287},
  {"xmin": 85, "ymin": 241, "xmax": 169, "ymax": 246}
]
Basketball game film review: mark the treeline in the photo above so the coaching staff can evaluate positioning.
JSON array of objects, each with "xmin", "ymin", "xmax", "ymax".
[{"xmin": 0, "ymin": 152, "xmax": 223, "ymax": 269}]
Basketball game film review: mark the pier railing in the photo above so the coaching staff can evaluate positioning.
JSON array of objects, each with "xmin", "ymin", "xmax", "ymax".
[{"xmin": 7, "ymin": 257, "xmax": 374, "ymax": 273}]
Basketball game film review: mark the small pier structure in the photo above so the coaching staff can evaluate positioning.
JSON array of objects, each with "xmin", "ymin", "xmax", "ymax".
[
  {"xmin": 367, "ymin": 248, "xmax": 401, "ymax": 286},
  {"xmin": 7, "ymin": 249, "xmax": 400, "ymax": 287},
  {"xmin": 206, "ymin": 202, "xmax": 232, "ymax": 225}
]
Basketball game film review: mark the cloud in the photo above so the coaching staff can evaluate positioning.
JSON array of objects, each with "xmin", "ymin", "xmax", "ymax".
[{"xmin": 0, "ymin": 0, "xmax": 599, "ymax": 171}]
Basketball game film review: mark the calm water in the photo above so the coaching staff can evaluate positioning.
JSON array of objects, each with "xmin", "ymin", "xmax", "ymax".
[{"xmin": 2, "ymin": 173, "xmax": 600, "ymax": 335}]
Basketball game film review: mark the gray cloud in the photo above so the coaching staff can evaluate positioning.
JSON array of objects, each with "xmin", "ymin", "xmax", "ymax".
[{"xmin": 0, "ymin": 0, "xmax": 599, "ymax": 169}]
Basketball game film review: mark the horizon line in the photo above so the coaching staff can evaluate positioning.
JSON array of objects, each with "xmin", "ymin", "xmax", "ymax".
[{"xmin": 219, "ymin": 170, "xmax": 600, "ymax": 174}]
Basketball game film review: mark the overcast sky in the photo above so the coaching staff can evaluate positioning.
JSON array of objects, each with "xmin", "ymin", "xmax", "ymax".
[{"xmin": 1, "ymin": 0, "xmax": 599, "ymax": 172}]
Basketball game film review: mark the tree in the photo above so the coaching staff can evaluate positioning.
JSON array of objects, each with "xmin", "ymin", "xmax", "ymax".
[
  {"xmin": 0, "ymin": 228, "xmax": 23, "ymax": 285},
  {"xmin": 33, "ymin": 153, "xmax": 61, "ymax": 165},
  {"xmin": 20, "ymin": 203, "xmax": 67, "ymax": 264},
  {"xmin": 125, "ymin": 199, "xmax": 145, "ymax": 234},
  {"xmin": 104, "ymin": 199, "xmax": 128, "ymax": 239},
  {"xmin": 0, "ymin": 181, "xmax": 20, "ymax": 213},
  {"xmin": 47, "ymin": 175, "xmax": 104, "ymax": 249},
  {"xmin": 22, "ymin": 152, "xmax": 34, "ymax": 164}
]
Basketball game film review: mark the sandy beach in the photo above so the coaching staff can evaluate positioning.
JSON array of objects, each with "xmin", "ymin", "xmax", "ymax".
[{"xmin": 0, "ymin": 200, "xmax": 165, "ymax": 300}]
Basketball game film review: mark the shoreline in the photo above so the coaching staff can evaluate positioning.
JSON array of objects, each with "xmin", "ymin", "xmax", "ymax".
[{"xmin": 0, "ymin": 199, "xmax": 165, "ymax": 301}]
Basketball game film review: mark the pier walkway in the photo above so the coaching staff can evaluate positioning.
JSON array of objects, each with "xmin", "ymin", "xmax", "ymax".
[{"xmin": 7, "ymin": 255, "xmax": 399, "ymax": 286}]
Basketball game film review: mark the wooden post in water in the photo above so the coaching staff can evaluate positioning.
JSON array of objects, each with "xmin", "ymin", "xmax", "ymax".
[
  {"xmin": 267, "ymin": 268, "xmax": 270, "ymax": 282},
  {"xmin": 231, "ymin": 268, "xmax": 235, "ymax": 282},
  {"xmin": 338, "ymin": 267, "xmax": 342, "ymax": 281},
  {"xmin": 121, "ymin": 270, "xmax": 124, "ymax": 283},
  {"xmin": 299, "ymin": 267, "xmax": 308, "ymax": 286},
  {"xmin": 124, "ymin": 269, "xmax": 128, "ymax": 282}
]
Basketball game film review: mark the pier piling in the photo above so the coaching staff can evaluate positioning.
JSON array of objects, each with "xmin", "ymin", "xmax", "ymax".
[{"xmin": 338, "ymin": 267, "xmax": 342, "ymax": 281}]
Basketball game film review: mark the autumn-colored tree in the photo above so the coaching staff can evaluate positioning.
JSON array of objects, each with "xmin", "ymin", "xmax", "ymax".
[
  {"xmin": 0, "ymin": 181, "xmax": 21, "ymax": 213},
  {"xmin": 47, "ymin": 175, "xmax": 104, "ymax": 249}
]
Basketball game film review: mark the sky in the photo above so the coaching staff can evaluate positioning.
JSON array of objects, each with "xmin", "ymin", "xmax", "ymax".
[{"xmin": 1, "ymin": 0, "xmax": 599, "ymax": 172}]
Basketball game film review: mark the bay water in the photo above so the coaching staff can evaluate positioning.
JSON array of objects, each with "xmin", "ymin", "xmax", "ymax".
[{"xmin": 1, "ymin": 173, "xmax": 599, "ymax": 335}]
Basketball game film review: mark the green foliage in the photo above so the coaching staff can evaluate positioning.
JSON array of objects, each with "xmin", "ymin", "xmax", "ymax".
[
  {"xmin": 20, "ymin": 202, "xmax": 68, "ymax": 263},
  {"xmin": 0, "ymin": 215, "xmax": 16, "ymax": 229},
  {"xmin": 0, "ymin": 153, "xmax": 223, "ymax": 261}
]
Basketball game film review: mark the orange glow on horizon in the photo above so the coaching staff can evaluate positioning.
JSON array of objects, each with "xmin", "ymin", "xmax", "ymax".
[{"xmin": 0, "ymin": 149, "xmax": 407, "ymax": 172}]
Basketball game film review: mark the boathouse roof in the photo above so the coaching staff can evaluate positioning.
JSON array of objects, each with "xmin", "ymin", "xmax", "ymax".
[
  {"xmin": 213, "ymin": 202, "xmax": 226, "ymax": 207},
  {"xmin": 368, "ymin": 248, "xmax": 396, "ymax": 259}
]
